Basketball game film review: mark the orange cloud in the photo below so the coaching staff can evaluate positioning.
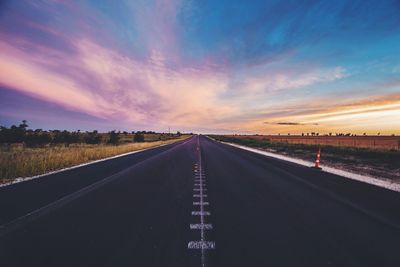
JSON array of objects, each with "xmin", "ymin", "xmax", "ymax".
[{"xmin": 237, "ymin": 94, "xmax": 400, "ymax": 134}]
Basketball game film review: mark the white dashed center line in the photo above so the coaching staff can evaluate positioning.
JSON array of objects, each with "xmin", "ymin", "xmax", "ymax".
[
  {"xmin": 193, "ymin": 188, "xmax": 207, "ymax": 191},
  {"xmin": 188, "ymin": 136, "xmax": 216, "ymax": 266},
  {"xmin": 191, "ymin": 211, "xmax": 211, "ymax": 216},
  {"xmin": 193, "ymin": 202, "xmax": 209, "ymax": 205},
  {"xmin": 193, "ymin": 194, "xmax": 208, "ymax": 197},
  {"xmin": 188, "ymin": 241, "xmax": 216, "ymax": 249},
  {"xmin": 190, "ymin": 223, "xmax": 213, "ymax": 230}
]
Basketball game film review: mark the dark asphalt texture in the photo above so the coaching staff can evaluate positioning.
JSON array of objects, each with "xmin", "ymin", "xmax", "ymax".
[{"xmin": 1, "ymin": 135, "xmax": 400, "ymax": 267}]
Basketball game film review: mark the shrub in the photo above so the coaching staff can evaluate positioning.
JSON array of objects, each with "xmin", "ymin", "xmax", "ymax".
[
  {"xmin": 134, "ymin": 133, "xmax": 145, "ymax": 142},
  {"xmin": 108, "ymin": 130, "xmax": 120, "ymax": 145},
  {"xmin": 84, "ymin": 130, "xmax": 102, "ymax": 144}
]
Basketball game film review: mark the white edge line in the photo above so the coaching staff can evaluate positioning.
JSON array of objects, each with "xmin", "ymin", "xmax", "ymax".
[
  {"xmin": 219, "ymin": 141, "xmax": 400, "ymax": 193},
  {"xmin": 0, "ymin": 139, "xmax": 188, "ymax": 188}
]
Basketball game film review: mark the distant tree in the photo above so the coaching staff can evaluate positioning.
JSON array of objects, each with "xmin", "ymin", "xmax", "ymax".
[
  {"xmin": 177, "ymin": 131, "xmax": 181, "ymax": 136},
  {"xmin": 52, "ymin": 130, "xmax": 82, "ymax": 145},
  {"xmin": 329, "ymin": 132, "xmax": 332, "ymax": 136},
  {"xmin": 84, "ymin": 130, "xmax": 102, "ymax": 144},
  {"xmin": 0, "ymin": 120, "xmax": 29, "ymax": 143},
  {"xmin": 15, "ymin": 120, "xmax": 28, "ymax": 142},
  {"xmin": 53, "ymin": 130, "xmax": 72, "ymax": 144},
  {"xmin": 0, "ymin": 126, "xmax": 10, "ymax": 143},
  {"xmin": 1, "ymin": 121, "xmax": 84, "ymax": 146},
  {"xmin": 25, "ymin": 129, "xmax": 52, "ymax": 147},
  {"xmin": 38, "ymin": 131, "xmax": 52, "ymax": 145},
  {"xmin": 122, "ymin": 131, "xmax": 128, "ymax": 135},
  {"xmin": 134, "ymin": 132, "xmax": 145, "ymax": 142},
  {"xmin": 108, "ymin": 130, "xmax": 120, "ymax": 145},
  {"xmin": 70, "ymin": 131, "xmax": 82, "ymax": 143}
]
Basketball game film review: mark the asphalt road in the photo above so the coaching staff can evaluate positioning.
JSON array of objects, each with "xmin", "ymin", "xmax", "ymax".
[{"xmin": 1, "ymin": 135, "xmax": 400, "ymax": 267}]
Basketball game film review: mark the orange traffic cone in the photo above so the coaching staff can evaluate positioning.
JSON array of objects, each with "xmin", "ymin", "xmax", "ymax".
[{"xmin": 313, "ymin": 147, "xmax": 322, "ymax": 169}]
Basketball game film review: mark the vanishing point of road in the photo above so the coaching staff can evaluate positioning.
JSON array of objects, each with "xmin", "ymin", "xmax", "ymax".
[{"xmin": 1, "ymin": 135, "xmax": 400, "ymax": 266}]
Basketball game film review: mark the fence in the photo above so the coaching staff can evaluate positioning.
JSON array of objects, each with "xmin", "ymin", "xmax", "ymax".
[{"xmin": 236, "ymin": 135, "xmax": 400, "ymax": 150}]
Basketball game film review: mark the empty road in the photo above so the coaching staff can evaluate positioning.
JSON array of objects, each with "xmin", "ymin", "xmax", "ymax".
[{"xmin": 1, "ymin": 135, "xmax": 400, "ymax": 267}]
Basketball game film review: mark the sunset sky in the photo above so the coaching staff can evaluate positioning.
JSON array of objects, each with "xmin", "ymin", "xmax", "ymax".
[{"xmin": 0, "ymin": 0, "xmax": 400, "ymax": 134}]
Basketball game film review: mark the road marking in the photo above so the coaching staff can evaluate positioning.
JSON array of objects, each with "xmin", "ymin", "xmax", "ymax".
[
  {"xmin": 192, "ymin": 211, "xmax": 210, "ymax": 216},
  {"xmin": 188, "ymin": 136, "xmax": 216, "ymax": 265},
  {"xmin": 194, "ymin": 186, "xmax": 207, "ymax": 190},
  {"xmin": 188, "ymin": 241, "xmax": 216, "ymax": 250},
  {"xmin": 190, "ymin": 223, "xmax": 213, "ymax": 230},
  {"xmin": 193, "ymin": 202, "xmax": 209, "ymax": 205}
]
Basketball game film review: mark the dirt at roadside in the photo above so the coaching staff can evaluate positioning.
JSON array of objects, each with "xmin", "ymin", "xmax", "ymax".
[{"xmin": 262, "ymin": 147, "xmax": 400, "ymax": 182}]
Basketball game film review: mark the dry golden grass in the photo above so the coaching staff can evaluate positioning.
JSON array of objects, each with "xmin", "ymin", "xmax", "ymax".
[
  {"xmin": 0, "ymin": 137, "xmax": 188, "ymax": 182},
  {"xmin": 232, "ymin": 135, "xmax": 400, "ymax": 150}
]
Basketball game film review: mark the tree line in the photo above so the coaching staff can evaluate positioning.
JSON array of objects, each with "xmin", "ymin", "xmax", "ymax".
[{"xmin": 0, "ymin": 120, "xmax": 150, "ymax": 146}]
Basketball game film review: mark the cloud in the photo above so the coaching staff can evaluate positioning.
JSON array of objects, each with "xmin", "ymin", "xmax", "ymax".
[
  {"xmin": 393, "ymin": 65, "xmax": 400, "ymax": 73},
  {"xmin": 264, "ymin": 122, "xmax": 319, "ymax": 126},
  {"xmin": 0, "ymin": 40, "xmax": 111, "ymax": 118},
  {"xmin": 238, "ymin": 94, "xmax": 400, "ymax": 134},
  {"xmin": 1, "ymin": 0, "xmax": 400, "ymax": 134},
  {"xmin": 0, "ymin": 33, "xmax": 234, "ymax": 129},
  {"xmin": 221, "ymin": 64, "xmax": 348, "ymax": 103},
  {"xmin": 250, "ymin": 66, "xmax": 346, "ymax": 93}
]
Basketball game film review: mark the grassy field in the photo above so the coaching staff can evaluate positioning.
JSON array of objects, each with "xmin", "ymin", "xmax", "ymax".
[
  {"xmin": 0, "ymin": 135, "xmax": 189, "ymax": 183},
  {"xmin": 234, "ymin": 135, "xmax": 400, "ymax": 150},
  {"xmin": 211, "ymin": 135, "xmax": 400, "ymax": 181}
]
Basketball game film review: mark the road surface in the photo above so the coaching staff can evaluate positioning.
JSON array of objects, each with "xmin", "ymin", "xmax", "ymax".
[{"xmin": 1, "ymin": 135, "xmax": 400, "ymax": 266}]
